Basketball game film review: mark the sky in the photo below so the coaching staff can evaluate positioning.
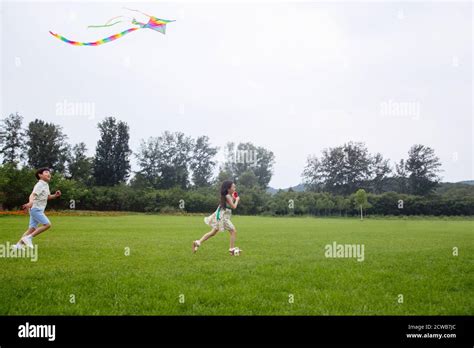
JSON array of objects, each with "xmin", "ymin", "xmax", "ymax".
[{"xmin": 1, "ymin": 0, "xmax": 472, "ymax": 188}]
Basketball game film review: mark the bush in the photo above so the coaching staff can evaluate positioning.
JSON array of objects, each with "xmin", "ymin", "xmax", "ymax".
[
  {"xmin": 159, "ymin": 205, "xmax": 185, "ymax": 215},
  {"xmin": 1, "ymin": 164, "xmax": 473, "ymax": 216}
]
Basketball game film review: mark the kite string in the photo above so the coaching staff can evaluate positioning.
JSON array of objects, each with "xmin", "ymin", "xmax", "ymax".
[
  {"xmin": 87, "ymin": 15, "xmax": 135, "ymax": 29},
  {"xmin": 122, "ymin": 7, "xmax": 152, "ymax": 18}
]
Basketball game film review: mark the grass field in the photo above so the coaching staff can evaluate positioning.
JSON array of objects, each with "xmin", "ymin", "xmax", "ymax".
[{"xmin": 0, "ymin": 214, "xmax": 472, "ymax": 315}]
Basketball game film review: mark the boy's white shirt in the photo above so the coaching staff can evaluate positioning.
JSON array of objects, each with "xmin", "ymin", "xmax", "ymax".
[{"xmin": 32, "ymin": 179, "xmax": 50, "ymax": 210}]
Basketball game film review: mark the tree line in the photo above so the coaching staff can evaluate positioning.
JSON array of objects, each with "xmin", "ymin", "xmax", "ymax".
[
  {"xmin": 1, "ymin": 112, "xmax": 472, "ymax": 216},
  {"xmin": 302, "ymin": 141, "xmax": 442, "ymax": 196},
  {"xmin": 0, "ymin": 113, "xmax": 275, "ymax": 190}
]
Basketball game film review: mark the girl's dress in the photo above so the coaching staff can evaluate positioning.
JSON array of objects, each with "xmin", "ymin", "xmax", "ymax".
[{"xmin": 204, "ymin": 203, "xmax": 235, "ymax": 232}]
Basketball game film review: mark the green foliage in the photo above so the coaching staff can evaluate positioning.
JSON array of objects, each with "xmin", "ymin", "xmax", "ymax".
[
  {"xmin": 93, "ymin": 117, "xmax": 131, "ymax": 186},
  {"xmin": 354, "ymin": 189, "xmax": 369, "ymax": 208},
  {"xmin": 0, "ymin": 166, "xmax": 472, "ymax": 216},
  {"xmin": 238, "ymin": 170, "xmax": 259, "ymax": 189},
  {"xmin": 223, "ymin": 142, "xmax": 275, "ymax": 189},
  {"xmin": 190, "ymin": 136, "xmax": 218, "ymax": 187},
  {"xmin": 0, "ymin": 164, "xmax": 36, "ymax": 209},
  {"xmin": 25, "ymin": 119, "xmax": 69, "ymax": 172},
  {"xmin": 0, "ymin": 113, "xmax": 25, "ymax": 165},
  {"xmin": 68, "ymin": 142, "xmax": 93, "ymax": 185},
  {"xmin": 406, "ymin": 144, "xmax": 442, "ymax": 195},
  {"xmin": 136, "ymin": 132, "xmax": 193, "ymax": 189},
  {"xmin": 303, "ymin": 142, "xmax": 373, "ymax": 195},
  {"xmin": 303, "ymin": 142, "xmax": 443, "ymax": 197}
]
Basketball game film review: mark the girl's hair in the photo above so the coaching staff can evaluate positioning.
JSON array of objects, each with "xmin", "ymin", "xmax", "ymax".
[{"xmin": 220, "ymin": 180, "xmax": 234, "ymax": 208}]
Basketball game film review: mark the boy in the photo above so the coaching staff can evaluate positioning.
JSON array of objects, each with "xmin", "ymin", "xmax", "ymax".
[{"xmin": 13, "ymin": 168, "xmax": 61, "ymax": 249}]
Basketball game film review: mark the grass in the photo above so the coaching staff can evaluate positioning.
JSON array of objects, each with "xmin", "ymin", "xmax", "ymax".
[{"xmin": 0, "ymin": 214, "xmax": 472, "ymax": 315}]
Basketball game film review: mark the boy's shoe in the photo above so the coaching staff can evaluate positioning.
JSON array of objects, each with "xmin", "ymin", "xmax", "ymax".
[
  {"xmin": 11, "ymin": 243, "xmax": 25, "ymax": 251},
  {"xmin": 192, "ymin": 240, "xmax": 200, "ymax": 253},
  {"xmin": 21, "ymin": 236, "xmax": 34, "ymax": 249}
]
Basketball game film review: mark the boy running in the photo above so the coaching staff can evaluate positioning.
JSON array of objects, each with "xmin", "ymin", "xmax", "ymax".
[{"xmin": 13, "ymin": 168, "xmax": 61, "ymax": 250}]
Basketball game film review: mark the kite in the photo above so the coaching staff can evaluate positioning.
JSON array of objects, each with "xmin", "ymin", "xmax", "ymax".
[{"xmin": 49, "ymin": 8, "xmax": 175, "ymax": 46}]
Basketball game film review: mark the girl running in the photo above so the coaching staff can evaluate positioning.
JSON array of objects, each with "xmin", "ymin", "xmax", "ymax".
[{"xmin": 193, "ymin": 180, "xmax": 241, "ymax": 255}]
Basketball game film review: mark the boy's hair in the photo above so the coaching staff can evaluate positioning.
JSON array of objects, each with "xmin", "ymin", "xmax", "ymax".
[{"xmin": 35, "ymin": 167, "xmax": 50, "ymax": 180}]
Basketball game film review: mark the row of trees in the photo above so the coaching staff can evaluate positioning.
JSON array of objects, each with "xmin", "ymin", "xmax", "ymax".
[
  {"xmin": 1, "ymin": 112, "xmax": 460, "ymax": 217},
  {"xmin": 1, "ymin": 163, "xmax": 472, "ymax": 216},
  {"xmin": 302, "ymin": 142, "xmax": 442, "ymax": 196},
  {"xmin": 0, "ymin": 114, "xmax": 443, "ymax": 196},
  {"xmin": 0, "ymin": 113, "xmax": 275, "ymax": 190}
]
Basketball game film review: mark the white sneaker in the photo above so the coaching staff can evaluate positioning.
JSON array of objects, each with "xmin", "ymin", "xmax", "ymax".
[
  {"xmin": 229, "ymin": 247, "xmax": 242, "ymax": 256},
  {"xmin": 192, "ymin": 240, "xmax": 200, "ymax": 253},
  {"xmin": 21, "ymin": 236, "xmax": 34, "ymax": 249},
  {"xmin": 11, "ymin": 243, "xmax": 25, "ymax": 251}
]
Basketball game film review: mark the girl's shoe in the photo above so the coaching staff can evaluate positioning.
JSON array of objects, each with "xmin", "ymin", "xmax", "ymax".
[
  {"xmin": 192, "ymin": 240, "xmax": 200, "ymax": 253},
  {"xmin": 229, "ymin": 247, "xmax": 242, "ymax": 256}
]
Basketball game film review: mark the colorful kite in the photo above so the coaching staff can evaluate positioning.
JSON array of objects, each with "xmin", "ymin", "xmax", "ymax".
[{"xmin": 49, "ymin": 8, "xmax": 175, "ymax": 46}]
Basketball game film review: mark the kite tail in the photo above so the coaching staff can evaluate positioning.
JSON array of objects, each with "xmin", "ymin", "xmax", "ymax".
[{"xmin": 49, "ymin": 27, "xmax": 140, "ymax": 46}]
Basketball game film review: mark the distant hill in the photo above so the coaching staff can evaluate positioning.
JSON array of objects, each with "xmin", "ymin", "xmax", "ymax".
[
  {"xmin": 436, "ymin": 181, "xmax": 474, "ymax": 197},
  {"xmin": 266, "ymin": 183, "xmax": 306, "ymax": 195}
]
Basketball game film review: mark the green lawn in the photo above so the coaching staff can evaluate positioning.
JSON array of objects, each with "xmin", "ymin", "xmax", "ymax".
[{"xmin": 0, "ymin": 214, "xmax": 472, "ymax": 315}]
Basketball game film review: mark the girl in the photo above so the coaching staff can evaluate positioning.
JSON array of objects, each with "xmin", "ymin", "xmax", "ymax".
[{"xmin": 193, "ymin": 180, "xmax": 241, "ymax": 255}]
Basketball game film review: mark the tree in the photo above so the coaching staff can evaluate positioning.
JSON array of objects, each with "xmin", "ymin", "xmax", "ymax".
[
  {"xmin": 342, "ymin": 142, "xmax": 372, "ymax": 194},
  {"xmin": 405, "ymin": 144, "xmax": 442, "ymax": 195},
  {"xmin": 223, "ymin": 142, "xmax": 251, "ymax": 182},
  {"xmin": 369, "ymin": 153, "xmax": 392, "ymax": 194},
  {"xmin": 160, "ymin": 132, "xmax": 193, "ymax": 189},
  {"xmin": 354, "ymin": 188, "xmax": 369, "ymax": 220},
  {"xmin": 190, "ymin": 136, "xmax": 218, "ymax": 187},
  {"xmin": 68, "ymin": 142, "xmax": 93, "ymax": 184},
  {"xmin": 254, "ymin": 146, "xmax": 275, "ymax": 188},
  {"xmin": 215, "ymin": 169, "xmax": 233, "ymax": 186},
  {"xmin": 316, "ymin": 194, "xmax": 335, "ymax": 216},
  {"xmin": 93, "ymin": 118, "xmax": 116, "ymax": 186},
  {"xmin": 25, "ymin": 119, "xmax": 68, "ymax": 172},
  {"xmin": 334, "ymin": 195, "xmax": 351, "ymax": 216},
  {"xmin": 0, "ymin": 113, "xmax": 25, "ymax": 166},
  {"xmin": 93, "ymin": 117, "xmax": 131, "ymax": 186},
  {"xmin": 113, "ymin": 121, "xmax": 132, "ymax": 184},
  {"xmin": 302, "ymin": 155, "xmax": 324, "ymax": 192},
  {"xmin": 0, "ymin": 164, "xmax": 37, "ymax": 209},
  {"xmin": 319, "ymin": 146, "xmax": 346, "ymax": 194},
  {"xmin": 136, "ymin": 137, "xmax": 161, "ymax": 188},
  {"xmin": 239, "ymin": 170, "xmax": 258, "ymax": 188},
  {"xmin": 315, "ymin": 196, "xmax": 328, "ymax": 216},
  {"xmin": 223, "ymin": 142, "xmax": 275, "ymax": 188},
  {"xmin": 136, "ymin": 132, "xmax": 193, "ymax": 189},
  {"xmin": 395, "ymin": 159, "xmax": 409, "ymax": 193},
  {"xmin": 302, "ymin": 142, "xmax": 371, "ymax": 195},
  {"xmin": 129, "ymin": 172, "xmax": 151, "ymax": 190}
]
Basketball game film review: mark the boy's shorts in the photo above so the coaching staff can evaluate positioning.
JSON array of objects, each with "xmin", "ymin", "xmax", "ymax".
[{"xmin": 29, "ymin": 208, "xmax": 51, "ymax": 228}]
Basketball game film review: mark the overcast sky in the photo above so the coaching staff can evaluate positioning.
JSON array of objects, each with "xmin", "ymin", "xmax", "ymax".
[{"xmin": 1, "ymin": 0, "xmax": 472, "ymax": 188}]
